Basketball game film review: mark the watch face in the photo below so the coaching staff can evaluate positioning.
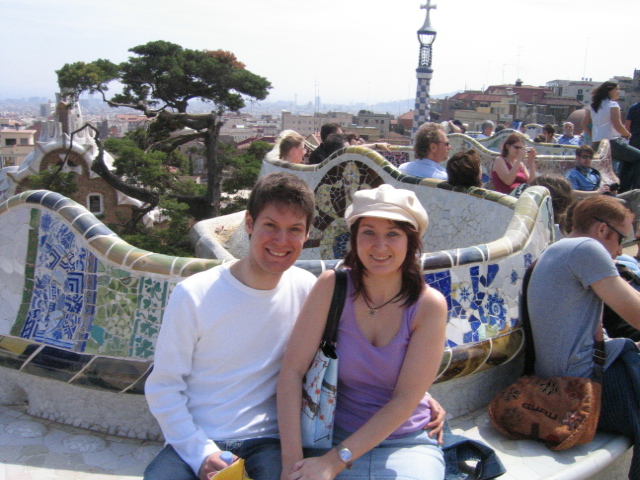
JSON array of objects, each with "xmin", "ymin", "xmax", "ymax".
[{"xmin": 339, "ymin": 447, "xmax": 352, "ymax": 462}]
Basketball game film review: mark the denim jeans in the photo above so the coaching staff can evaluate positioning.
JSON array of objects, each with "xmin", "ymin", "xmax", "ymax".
[
  {"xmin": 598, "ymin": 341, "xmax": 640, "ymax": 480},
  {"xmin": 305, "ymin": 425, "xmax": 444, "ymax": 480},
  {"xmin": 144, "ymin": 437, "xmax": 282, "ymax": 480}
]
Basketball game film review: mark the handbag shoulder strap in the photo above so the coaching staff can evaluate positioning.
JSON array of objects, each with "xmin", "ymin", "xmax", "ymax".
[
  {"xmin": 322, "ymin": 269, "xmax": 348, "ymax": 346},
  {"xmin": 520, "ymin": 260, "xmax": 538, "ymax": 376}
]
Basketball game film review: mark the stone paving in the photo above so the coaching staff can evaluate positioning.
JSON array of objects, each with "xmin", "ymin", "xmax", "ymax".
[{"xmin": 0, "ymin": 405, "xmax": 162, "ymax": 480}]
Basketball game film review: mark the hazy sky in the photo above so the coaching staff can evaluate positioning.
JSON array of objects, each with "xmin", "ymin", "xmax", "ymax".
[{"xmin": 1, "ymin": 0, "xmax": 637, "ymax": 107}]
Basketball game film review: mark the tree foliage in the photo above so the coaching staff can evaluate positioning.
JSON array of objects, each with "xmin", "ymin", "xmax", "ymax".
[
  {"xmin": 56, "ymin": 40, "xmax": 272, "ymax": 225},
  {"xmin": 27, "ymin": 167, "xmax": 78, "ymax": 198}
]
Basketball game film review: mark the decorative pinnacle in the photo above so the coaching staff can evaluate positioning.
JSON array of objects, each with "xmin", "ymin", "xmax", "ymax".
[{"xmin": 419, "ymin": 0, "xmax": 437, "ymax": 33}]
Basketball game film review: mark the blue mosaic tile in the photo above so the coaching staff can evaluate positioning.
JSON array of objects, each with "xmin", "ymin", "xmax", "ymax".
[
  {"xmin": 25, "ymin": 190, "xmax": 51, "ymax": 205},
  {"xmin": 20, "ymin": 212, "xmax": 98, "ymax": 352}
]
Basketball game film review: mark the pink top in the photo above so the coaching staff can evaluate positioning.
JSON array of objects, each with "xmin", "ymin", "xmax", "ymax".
[
  {"xmin": 491, "ymin": 159, "xmax": 528, "ymax": 194},
  {"xmin": 334, "ymin": 271, "xmax": 432, "ymax": 438}
]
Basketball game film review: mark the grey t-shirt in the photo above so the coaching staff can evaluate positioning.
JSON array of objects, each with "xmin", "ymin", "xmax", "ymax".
[{"xmin": 527, "ymin": 237, "xmax": 624, "ymax": 378}]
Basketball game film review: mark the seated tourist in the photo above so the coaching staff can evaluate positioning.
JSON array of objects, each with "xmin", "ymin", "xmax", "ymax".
[
  {"xmin": 346, "ymin": 133, "xmax": 362, "ymax": 146},
  {"xmin": 541, "ymin": 124, "xmax": 558, "ymax": 144},
  {"xmin": 445, "ymin": 149, "xmax": 482, "ymax": 189},
  {"xmin": 279, "ymin": 131, "xmax": 307, "ymax": 164},
  {"xmin": 527, "ymin": 195, "xmax": 640, "ymax": 480},
  {"xmin": 557, "ymin": 121, "xmax": 583, "ymax": 146},
  {"xmin": 278, "ymin": 184, "xmax": 447, "ymax": 480},
  {"xmin": 323, "ymin": 133, "xmax": 349, "ymax": 158},
  {"xmin": 309, "ymin": 123, "xmax": 343, "ymax": 165},
  {"xmin": 399, "ymin": 122, "xmax": 450, "ymax": 180},
  {"xmin": 566, "ymin": 145, "xmax": 640, "ymax": 257},
  {"xmin": 528, "ymin": 174, "xmax": 574, "ymax": 237},
  {"xmin": 565, "ymin": 145, "xmax": 611, "ymax": 196},
  {"xmin": 491, "ymin": 133, "xmax": 537, "ymax": 194},
  {"xmin": 476, "ymin": 120, "xmax": 495, "ymax": 139}
]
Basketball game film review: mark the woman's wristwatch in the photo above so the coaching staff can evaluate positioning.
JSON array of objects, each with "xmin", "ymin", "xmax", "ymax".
[{"xmin": 335, "ymin": 444, "xmax": 353, "ymax": 469}]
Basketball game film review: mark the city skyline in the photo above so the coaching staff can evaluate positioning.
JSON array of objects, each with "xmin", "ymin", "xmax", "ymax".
[{"xmin": 1, "ymin": 0, "xmax": 638, "ymax": 106}]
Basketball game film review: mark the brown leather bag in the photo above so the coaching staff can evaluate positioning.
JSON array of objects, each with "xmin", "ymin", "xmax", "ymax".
[
  {"xmin": 489, "ymin": 369, "xmax": 602, "ymax": 450},
  {"xmin": 488, "ymin": 261, "xmax": 605, "ymax": 451}
]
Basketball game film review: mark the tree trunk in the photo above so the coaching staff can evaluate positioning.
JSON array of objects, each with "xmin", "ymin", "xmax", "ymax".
[{"xmin": 204, "ymin": 114, "xmax": 224, "ymax": 218}]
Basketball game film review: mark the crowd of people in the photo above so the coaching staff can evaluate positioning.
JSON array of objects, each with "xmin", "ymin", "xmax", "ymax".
[{"xmin": 141, "ymin": 80, "xmax": 640, "ymax": 480}]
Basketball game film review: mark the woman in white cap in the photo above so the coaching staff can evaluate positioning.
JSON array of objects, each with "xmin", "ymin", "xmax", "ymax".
[{"xmin": 277, "ymin": 184, "xmax": 447, "ymax": 480}]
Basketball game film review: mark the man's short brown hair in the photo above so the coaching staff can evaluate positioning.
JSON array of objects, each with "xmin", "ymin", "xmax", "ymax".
[
  {"xmin": 571, "ymin": 196, "xmax": 632, "ymax": 235},
  {"xmin": 446, "ymin": 149, "xmax": 482, "ymax": 188},
  {"xmin": 414, "ymin": 122, "xmax": 444, "ymax": 159},
  {"xmin": 575, "ymin": 145, "xmax": 595, "ymax": 158},
  {"xmin": 246, "ymin": 172, "xmax": 315, "ymax": 232}
]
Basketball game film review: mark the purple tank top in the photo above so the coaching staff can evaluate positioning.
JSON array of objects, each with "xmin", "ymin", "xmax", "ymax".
[{"xmin": 334, "ymin": 272, "xmax": 432, "ymax": 439}]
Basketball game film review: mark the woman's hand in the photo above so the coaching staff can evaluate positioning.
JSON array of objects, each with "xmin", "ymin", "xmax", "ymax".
[
  {"xmin": 423, "ymin": 396, "xmax": 446, "ymax": 445},
  {"xmin": 288, "ymin": 452, "xmax": 343, "ymax": 480},
  {"xmin": 525, "ymin": 147, "xmax": 537, "ymax": 166}
]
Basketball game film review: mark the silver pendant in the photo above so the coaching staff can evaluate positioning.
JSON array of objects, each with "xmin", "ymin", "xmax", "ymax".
[{"xmin": 368, "ymin": 308, "xmax": 376, "ymax": 316}]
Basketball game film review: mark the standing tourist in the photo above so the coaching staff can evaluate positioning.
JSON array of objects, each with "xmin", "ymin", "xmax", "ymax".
[{"xmin": 582, "ymin": 81, "xmax": 631, "ymax": 150}]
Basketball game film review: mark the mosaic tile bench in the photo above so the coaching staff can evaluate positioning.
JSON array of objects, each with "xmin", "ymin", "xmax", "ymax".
[{"xmin": 0, "ymin": 142, "xmax": 632, "ymax": 477}]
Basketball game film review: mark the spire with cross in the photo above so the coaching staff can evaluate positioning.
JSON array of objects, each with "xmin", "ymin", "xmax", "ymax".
[{"xmin": 412, "ymin": 1, "xmax": 438, "ymax": 139}]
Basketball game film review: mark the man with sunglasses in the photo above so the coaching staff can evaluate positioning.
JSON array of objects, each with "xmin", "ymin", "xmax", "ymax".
[
  {"xmin": 527, "ymin": 195, "xmax": 640, "ymax": 480},
  {"xmin": 399, "ymin": 122, "xmax": 450, "ymax": 180},
  {"xmin": 565, "ymin": 145, "xmax": 612, "ymax": 196},
  {"xmin": 566, "ymin": 144, "xmax": 640, "ymax": 258}
]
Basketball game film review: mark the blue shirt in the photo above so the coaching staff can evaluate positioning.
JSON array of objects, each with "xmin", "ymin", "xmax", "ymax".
[
  {"xmin": 565, "ymin": 166, "xmax": 601, "ymax": 191},
  {"xmin": 398, "ymin": 158, "xmax": 448, "ymax": 180},
  {"xmin": 557, "ymin": 135, "xmax": 583, "ymax": 146}
]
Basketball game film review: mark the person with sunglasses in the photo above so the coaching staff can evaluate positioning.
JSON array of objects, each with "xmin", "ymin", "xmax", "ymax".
[
  {"xmin": 398, "ymin": 122, "xmax": 451, "ymax": 181},
  {"xmin": 565, "ymin": 145, "xmax": 612, "ymax": 196},
  {"xmin": 566, "ymin": 145, "xmax": 640, "ymax": 258},
  {"xmin": 491, "ymin": 133, "xmax": 537, "ymax": 194},
  {"xmin": 527, "ymin": 195, "xmax": 640, "ymax": 480}
]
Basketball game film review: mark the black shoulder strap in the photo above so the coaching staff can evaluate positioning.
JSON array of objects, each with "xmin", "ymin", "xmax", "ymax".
[
  {"xmin": 323, "ymin": 269, "xmax": 348, "ymax": 346},
  {"xmin": 520, "ymin": 260, "xmax": 538, "ymax": 376}
]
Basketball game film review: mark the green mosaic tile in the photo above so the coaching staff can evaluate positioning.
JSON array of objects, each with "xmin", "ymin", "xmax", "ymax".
[
  {"xmin": 106, "ymin": 242, "xmax": 137, "ymax": 266},
  {"xmin": 130, "ymin": 253, "xmax": 176, "ymax": 276}
]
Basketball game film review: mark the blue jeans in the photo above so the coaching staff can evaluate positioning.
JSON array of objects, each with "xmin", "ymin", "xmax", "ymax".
[
  {"xmin": 144, "ymin": 438, "xmax": 282, "ymax": 480},
  {"xmin": 305, "ymin": 426, "xmax": 444, "ymax": 480}
]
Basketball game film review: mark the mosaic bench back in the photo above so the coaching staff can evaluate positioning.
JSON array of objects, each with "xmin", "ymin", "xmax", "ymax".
[{"xmin": 0, "ymin": 148, "xmax": 553, "ymax": 394}]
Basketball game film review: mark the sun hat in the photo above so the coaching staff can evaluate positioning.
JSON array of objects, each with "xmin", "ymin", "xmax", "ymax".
[{"xmin": 344, "ymin": 184, "xmax": 429, "ymax": 235}]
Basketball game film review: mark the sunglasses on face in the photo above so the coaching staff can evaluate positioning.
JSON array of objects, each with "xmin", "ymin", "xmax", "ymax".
[
  {"xmin": 595, "ymin": 217, "xmax": 625, "ymax": 245},
  {"xmin": 580, "ymin": 155, "xmax": 593, "ymax": 160}
]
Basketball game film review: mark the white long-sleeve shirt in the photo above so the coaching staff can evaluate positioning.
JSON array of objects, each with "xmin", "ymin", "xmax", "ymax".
[{"xmin": 145, "ymin": 261, "xmax": 316, "ymax": 475}]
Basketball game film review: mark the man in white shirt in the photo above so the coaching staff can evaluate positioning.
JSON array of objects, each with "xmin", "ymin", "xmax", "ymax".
[
  {"xmin": 144, "ymin": 173, "xmax": 317, "ymax": 480},
  {"xmin": 399, "ymin": 123, "xmax": 451, "ymax": 180}
]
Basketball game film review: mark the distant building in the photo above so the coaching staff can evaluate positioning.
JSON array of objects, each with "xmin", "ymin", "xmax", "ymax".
[
  {"xmin": 0, "ymin": 128, "xmax": 35, "ymax": 168},
  {"xmin": 353, "ymin": 111, "xmax": 393, "ymax": 137},
  {"xmin": 546, "ymin": 79, "xmax": 599, "ymax": 107},
  {"xmin": 281, "ymin": 111, "xmax": 352, "ymax": 136},
  {"xmin": 438, "ymin": 81, "xmax": 582, "ymax": 127}
]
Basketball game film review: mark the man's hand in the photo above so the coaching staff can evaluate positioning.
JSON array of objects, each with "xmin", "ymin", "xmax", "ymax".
[
  {"xmin": 198, "ymin": 451, "xmax": 237, "ymax": 480},
  {"xmin": 423, "ymin": 395, "xmax": 446, "ymax": 445},
  {"xmin": 597, "ymin": 184, "xmax": 611, "ymax": 195}
]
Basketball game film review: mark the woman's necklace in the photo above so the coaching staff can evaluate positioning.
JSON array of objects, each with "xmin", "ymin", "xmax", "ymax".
[{"xmin": 362, "ymin": 293, "xmax": 401, "ymax": 317}]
